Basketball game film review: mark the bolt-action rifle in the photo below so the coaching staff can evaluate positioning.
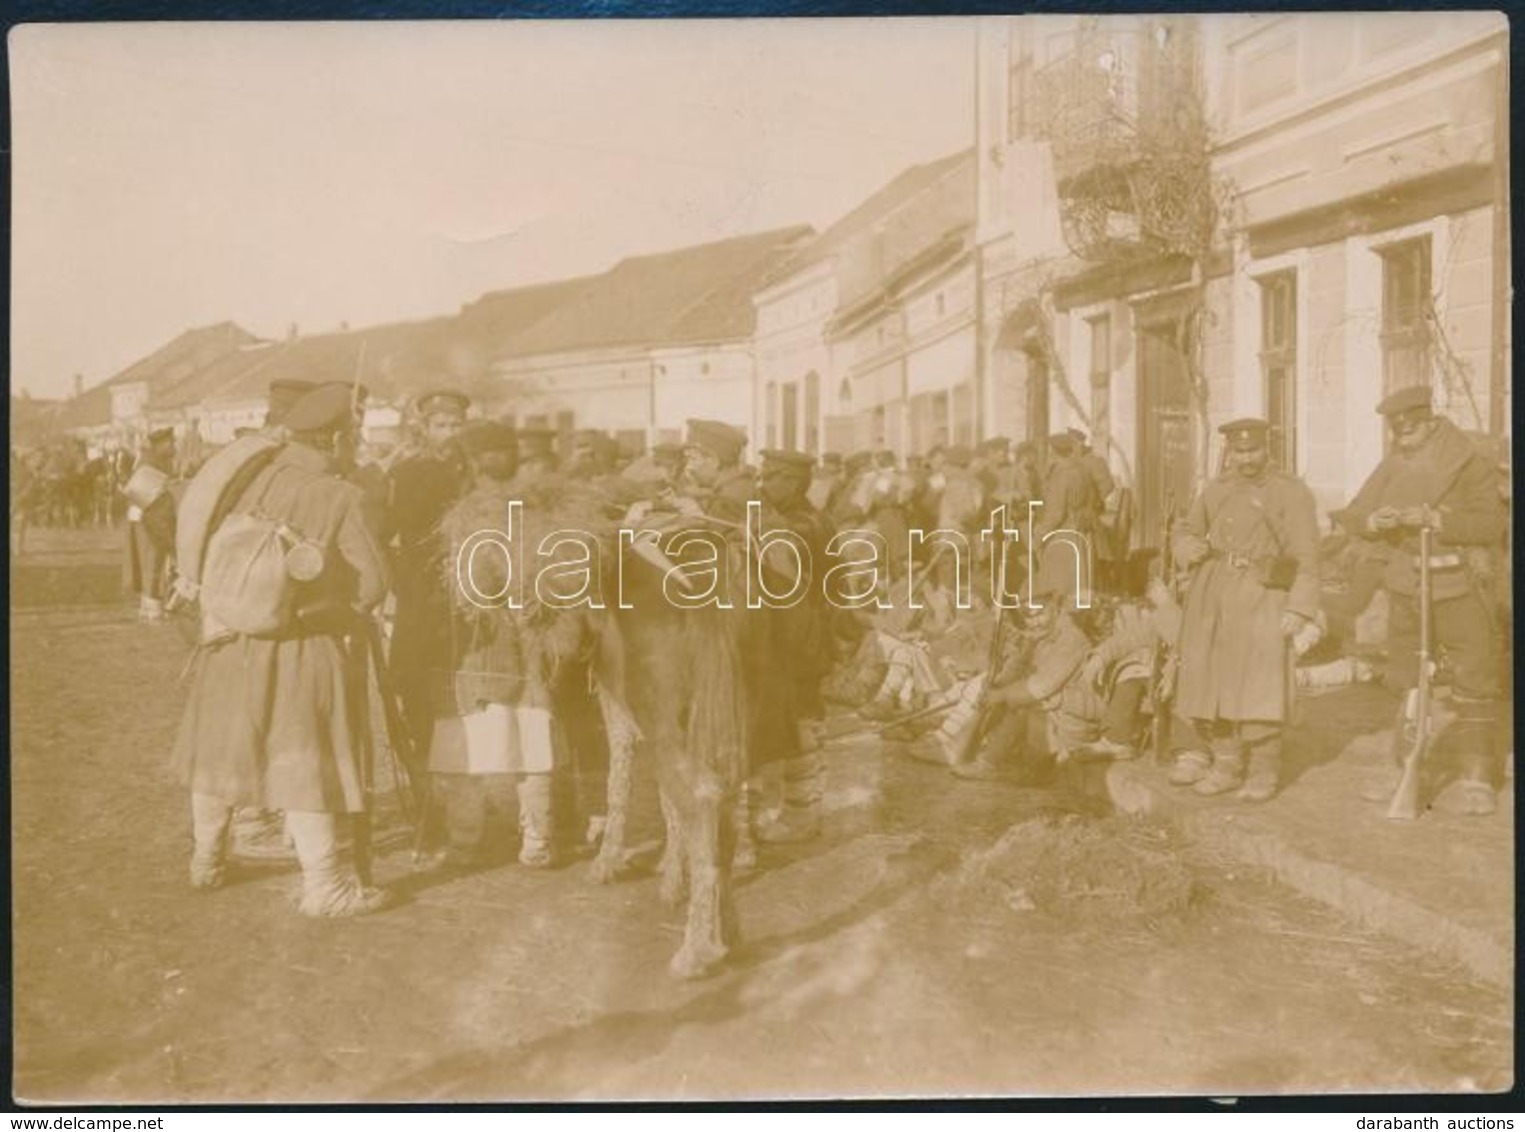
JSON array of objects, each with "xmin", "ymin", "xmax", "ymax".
[{"xmin": 1387, "ymin": 523, "xmax": 1435, "ymax": 821}]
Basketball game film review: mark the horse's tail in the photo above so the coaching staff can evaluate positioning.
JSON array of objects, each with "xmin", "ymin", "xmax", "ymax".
[{"xmin": 682, "ymin": 604, "xmax": 750, "ymax": 792}]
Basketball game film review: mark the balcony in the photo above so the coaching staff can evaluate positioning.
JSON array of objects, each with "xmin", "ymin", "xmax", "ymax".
[{"xmin": 1022, "ymin": 19, "xmax": 1211, "ymax": 261}]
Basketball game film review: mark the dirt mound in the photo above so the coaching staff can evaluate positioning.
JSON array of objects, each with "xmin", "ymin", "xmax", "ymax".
[{"xmin": 962, "ymin": 813, "xmax": 1200, "ymax": 923}]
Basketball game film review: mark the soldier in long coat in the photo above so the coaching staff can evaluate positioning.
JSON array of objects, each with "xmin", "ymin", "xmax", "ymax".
[
  {"xmin": 1032, "ymin": 433, "xmax": 1098, "ymax": 607},
  {"xmin": 753, "ymin": 447, "xmax": 837, "ymax": 842},
  {"xmin": 1171, "ymin": 418, "xmax": 1321, "ymax": 801},
  {"xmin": 1338, "ymin": 385, "xmax": 1506, "ymax": 815},
  {"xmin": 172, "ymin": 384, "xmax": 392, "ymax": 916}
]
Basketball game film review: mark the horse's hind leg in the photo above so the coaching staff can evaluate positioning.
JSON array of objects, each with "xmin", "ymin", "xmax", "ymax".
[
  {"xmin": 656, "ymin": 785, "xmax": 687, "ymax": 909},
  {"xmin": 668, "ymin": 781, "xmax": 732, "ymax": 980},
  {"xmin": 589, "ymin": 694, "xmax": 636, "ymax": 885}
]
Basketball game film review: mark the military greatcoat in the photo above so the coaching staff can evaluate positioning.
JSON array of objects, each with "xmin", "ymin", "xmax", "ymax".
[
  {"xmin": 172, "ymin": 443, "xmax": 390, "ymax": 812},
  {"xmin": 1172, "ymin": 469, "xmax": 1320, "ymax": 724}
]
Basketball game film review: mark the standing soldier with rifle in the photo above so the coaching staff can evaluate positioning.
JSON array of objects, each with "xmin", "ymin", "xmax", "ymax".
[
  {"xmin": 1340, "ymin": 385, "xmax": 1505, "ymax": 816},
  {"xmin": 1171, "ymin": 419, "xmax": 1322, "ymax": 802}
]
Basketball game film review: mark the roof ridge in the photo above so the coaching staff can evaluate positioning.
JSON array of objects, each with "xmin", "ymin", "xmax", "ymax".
[
  {"xmin": 660, "ymin": 232, "xmax": 812, "ymax": 337},
  {"xmin": 610, "ymin": 224, "xmax": 812, "ymax": 273}
]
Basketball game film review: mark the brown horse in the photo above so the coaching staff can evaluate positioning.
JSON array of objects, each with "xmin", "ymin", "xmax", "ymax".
[{"xmin": 588, "ymin": 521, "xmax": 759, "ymax": 980}]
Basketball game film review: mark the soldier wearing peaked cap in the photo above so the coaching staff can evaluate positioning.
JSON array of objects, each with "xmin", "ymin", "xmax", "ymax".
[
  {"xmin": 1340, "ymin": 385, "xmax": 1506, "ymax": 815},
  {"xmin": 264, "ymin": 380, "xmax": 317, "ymax": 431},
  {"xmin": 1069, "ymin": 427, "xmax": 1116, "ymax": 558},
  {"xmin": 171, "ymin": 379, "xmax": 393, "ymax": 917},
  {"xmin": 620, "ymin": 440, "xmax": 682, "ymax": 491},
  {"xmin": 1169, "ymin": 417, "xmax": 1321, "ymax": 803},
  {"xmin": 747, "ymin": 447, "xmax": 837, "ymax": 845},
  {"xmin": 456, "ymin": 420, "xmax": 519, "ymax": 487},
  {"xmin": 679, "ymin": 419, "xmax": 753, "ymax": 523},
  {"xmin": 512, "ymin": 427, "xmax": 559, "ymax": 488},
  {"xmin": 567, "ymin": 429, "xmax": 618, "ymax": 477}
]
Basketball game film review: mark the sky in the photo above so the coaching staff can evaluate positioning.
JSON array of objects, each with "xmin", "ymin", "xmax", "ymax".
[{"xmin": 10, "ymin": 19, "xmax": 975, "ymax": 400}]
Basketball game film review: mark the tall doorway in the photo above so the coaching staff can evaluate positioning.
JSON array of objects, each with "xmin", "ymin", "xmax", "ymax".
[{"xmin": 1135, "ymin": 312, "xmax": 1196, "ymax": 546}]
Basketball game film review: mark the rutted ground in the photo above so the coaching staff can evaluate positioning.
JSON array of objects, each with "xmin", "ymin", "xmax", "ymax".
[{"xmin": 9, "ymin": 534, "xmax": 1512, "ymax": 1102}]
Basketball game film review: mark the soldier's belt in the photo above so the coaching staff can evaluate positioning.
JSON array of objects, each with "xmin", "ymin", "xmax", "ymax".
[
  {"xmin": 1416, "ymin": 553, "xmax": 1463, "ymax": 570},
  {"xmin": 1217, "ymin": 550, "xmax": 1266, "ymax": 570}
]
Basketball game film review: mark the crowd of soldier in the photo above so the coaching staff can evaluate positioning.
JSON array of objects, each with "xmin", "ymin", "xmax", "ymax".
[{"xmin": 79, "ymin": 372, "xmax": 1510, "ymax": 921}]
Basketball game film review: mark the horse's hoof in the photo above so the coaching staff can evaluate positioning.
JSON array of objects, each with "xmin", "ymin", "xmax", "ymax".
[{"xmin": 669, "ymin": 943, "xmax": 727, "ymax": 980}]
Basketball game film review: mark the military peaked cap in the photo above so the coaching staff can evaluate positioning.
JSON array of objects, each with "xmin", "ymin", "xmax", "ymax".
[
  {"xmin": 283, "ymin": 384, "xmax": 358, "ymax": 433},
  {"xmin": 1375, "ymin": 385, "xmax": 1434, "ymax": 418},
  {"xmin": 1046, "ymin": 433, "xmax": 1078, "ymax": 457},
  {"xmin": 1218, "ymin": 417, "xmax": 1271, "ymax": 451},
  {"xmin": 266, "ymin": 379, "xmax": 317, "ymax": 425},
  {"xmin": 417, "ymin": 390, "xmax": 471, "ymax": 419},
  {"xmin": 685, "ymin": 419, "xmax": 747, "ymax": 464},
  {"xmin": 760, "ymin": 448, "xmax": 814, "ymax": 472}
]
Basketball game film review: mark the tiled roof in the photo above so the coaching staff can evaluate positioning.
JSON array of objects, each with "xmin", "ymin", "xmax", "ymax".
[
  {"xmin": 52, "ymin": 322, "xmax": 259, "ymax": 430},
  {"xmin": 182, "ymin": 316, "xmax": 473, "ymax": 408},
  {"xmin": 9, "ymin": 396, "xmax": 64, "ymax": 440},
  {"xmin": 760, "ymin": 149, "xmax": 975, "ymax": 301},
  {"xmin": 457, "ymin": 276, "xmax": 599, "ymax": 355},
  {"xmin": 499, "ymin": 226, "xmax": 814, "ymax": 358}
]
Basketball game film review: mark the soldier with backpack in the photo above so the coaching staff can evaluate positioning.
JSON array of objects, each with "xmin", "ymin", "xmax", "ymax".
[{"xmin": 171, "ymin": 383, "xmax": 393, "ymax": 917}]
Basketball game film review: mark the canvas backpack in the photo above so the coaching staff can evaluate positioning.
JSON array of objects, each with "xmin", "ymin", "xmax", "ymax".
[{"xmin": 198, "ymin": 468, "xmax": 324, "ymax": 639}]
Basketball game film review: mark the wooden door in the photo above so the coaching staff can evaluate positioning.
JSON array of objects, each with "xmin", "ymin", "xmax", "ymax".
[{"xmin": 1136, "ymin": 319, "xmax": 1196, "ymax": 547}]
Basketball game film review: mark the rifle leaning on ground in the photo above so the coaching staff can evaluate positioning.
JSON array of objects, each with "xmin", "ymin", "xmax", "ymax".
[
  {"xmin": 1387, "ymin": 523, "xmax": 1436, "ymax": 821},
  {"xmin": 1149, "ymin": 494, "xmax": 1178, "ymax": 766},
  {"xmin": 951, "ymin": 528, "xmax": 1018, "ymax": 767}
]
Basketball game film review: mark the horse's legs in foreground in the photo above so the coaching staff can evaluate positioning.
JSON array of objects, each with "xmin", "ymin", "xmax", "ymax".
[{"xmin": 669, "ymin": 778, "xmax": 736, "ymax": 980}]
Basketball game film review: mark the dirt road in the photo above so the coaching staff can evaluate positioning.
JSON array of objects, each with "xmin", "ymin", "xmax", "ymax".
[{"xmin": 9, "ymin": 531, "xmax": 1512, "ymax": 1102}]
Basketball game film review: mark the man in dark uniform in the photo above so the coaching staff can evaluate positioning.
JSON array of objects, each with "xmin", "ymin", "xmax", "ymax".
[
  {"xmin": 753, "ymin": 447, "xmax": 837, "ymax": 842},
  {"xmin": 1069, "ymin": 427, "xmax": 1116, "ymax": 511},
  {"xmin": 567, "ymin": 429, "xmax": 618, "ymax": 477},
  {"xmin": 513, "ymin": 427, "xmax": 559, "ymax": 488},
  {"xmin": 622, "ymin": 440, "xmax": 683, "ymax": 493},
  {"xmin": 387, "ymin": 389, "xmax": 471, "ymax": 784},
  {"xmin": 1170, "ymin": 418, "xmax": 1321, "ymax": 801},
  {"xmin": 678, "ymin": 418, "xmax": 753, "ymax": 523},
  {"xmin": 806, "ymin": 452, "xmax": 844, "ymax": 512},
  {"xmin": 1339, "ymin": 385, "xmax": 1506, "ymax": 815}
]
